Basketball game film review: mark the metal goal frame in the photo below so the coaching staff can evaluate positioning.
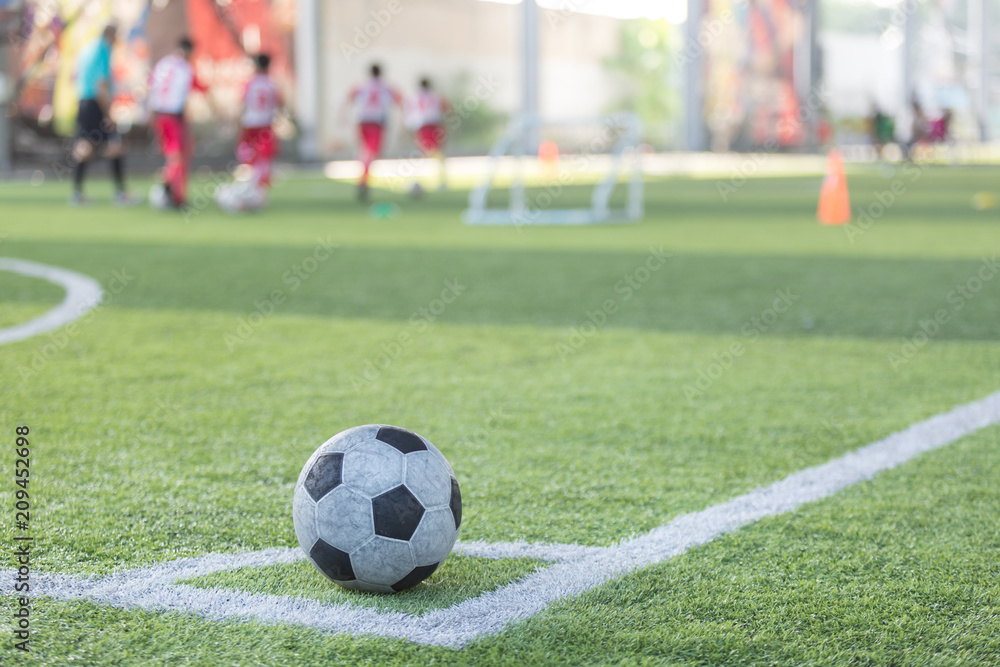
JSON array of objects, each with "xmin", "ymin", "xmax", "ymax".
[{"xmin": 463, "ymin": 113, "xmax": 644, "ymax": 226}]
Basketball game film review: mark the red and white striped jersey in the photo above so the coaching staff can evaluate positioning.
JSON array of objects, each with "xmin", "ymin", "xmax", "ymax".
[
  {"xmin": 242, "ymin": 74, "xmax": 280, "ymax": 129},
  {"xmin": 148, "ymin": 54, "xmax": 195, "ymax": 115},
  {"xmin": 351, "ymin": 78, "xmax": 400, "ymax": 125},
  {"xmin": 405, "ymin": 90, "xmax": 446, "ymax": 129}
]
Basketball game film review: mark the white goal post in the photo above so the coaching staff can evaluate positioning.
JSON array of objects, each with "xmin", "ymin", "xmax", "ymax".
[{"xmin": 463, "ymin": 113, "xmax": 645, "ymax": 226}]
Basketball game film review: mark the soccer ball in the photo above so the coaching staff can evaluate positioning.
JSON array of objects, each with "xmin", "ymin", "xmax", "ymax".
[
  {"xmin": 292, "ymin": 425, "xmax": 462, "ymax": 593},
  {"xmin": 148, "ymin": 184, "xmax": 171, "ymax": 210},
  {"xmin": 215, "ymin": 181, "xmax": 265, "ymax": 213}
]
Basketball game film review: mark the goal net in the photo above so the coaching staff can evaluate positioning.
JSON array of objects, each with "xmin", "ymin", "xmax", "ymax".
[{"xmin": 463, "ymin": 113, "xmax": 644, "ymax": 226}]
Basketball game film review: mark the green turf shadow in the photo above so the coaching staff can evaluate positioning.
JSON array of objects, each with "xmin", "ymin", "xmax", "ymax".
[{"xmin": 4, "ymin": 240, "xmax": 999, "ymax": 341}]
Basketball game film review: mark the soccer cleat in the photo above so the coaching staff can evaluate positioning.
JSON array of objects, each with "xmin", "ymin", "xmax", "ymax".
[
  {"xmin": 113, "ymin": 192, "xmax": 142, "ymax": 208},
  {"xmin": 357, "ymin": 183, "xmax": 369, "ymax": 203},
  {"xmin": 162, "ymin": 184, "xmax": 183, "ymax": 209},
  {"xmin": 149, "ymin": 184, "xmax": 183, "ymax": 211}
]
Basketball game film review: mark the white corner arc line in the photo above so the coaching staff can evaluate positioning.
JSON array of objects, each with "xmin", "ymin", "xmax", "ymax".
[
  {"xmin": 0, "ymin": 258, "xmax": 104, "ymax": 345},
  {"xmin": 13, "ymin": 390, "xmax": 1000, "ymax": 647}
]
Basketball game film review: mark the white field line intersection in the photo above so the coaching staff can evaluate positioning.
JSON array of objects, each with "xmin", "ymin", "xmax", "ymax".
[
  {"xmin": 0, "ymin": 258, "xmax": 103, "ymax": 345},
  {"xmin": 5, "ymin": 390, "xmax": 999, "ymax": 647},
  {"xmin": 3, "ymin": 261, "xmax": 999, "ymax": 646}
]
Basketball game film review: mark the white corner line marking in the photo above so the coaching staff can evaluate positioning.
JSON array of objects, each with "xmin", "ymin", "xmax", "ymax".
[
  {"xmin": 0, "ymin": 258, "xmax": 104, "ymax": 346},
  {"xmin": 12, "ymin": 393, "xmax": 1000, "ymax": 647}
]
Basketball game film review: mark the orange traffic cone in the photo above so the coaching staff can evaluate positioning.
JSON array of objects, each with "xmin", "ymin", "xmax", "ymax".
[
  {"xmin": 817, "ymin": 149, "xmax": 851, "ymax": 225},
  {"xmin": 538, "ymin": 140, "xmax": 560, "ymax": 178}
]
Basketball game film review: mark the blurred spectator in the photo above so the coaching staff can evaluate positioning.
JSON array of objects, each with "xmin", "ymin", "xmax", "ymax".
[
  {"xmin": 904, "ymin": 98, "xmax": 928, "ymax": 161},
  {"xmin": 868, "ymin": 103, "xmax": 895, "ymax": 160},
  {"xmin": 926, "ymin": 109, "xmax": 952, "ymax": 144}
]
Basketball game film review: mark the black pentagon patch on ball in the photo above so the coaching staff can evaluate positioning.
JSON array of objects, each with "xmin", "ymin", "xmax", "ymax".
[
  {"xmin": 310, "ymin": 538, "xmax": 354, "ymax": 581},
  {"xmin": 304, "ymin": 453, "xmax": 344, "ymax": 501},
  {"xmin": 372, "ymin": 485, "xmax": 425, "ymax": 541},
  {"xmin": 376, "ymin": 426, "xmax": 427, "ymax": 454},
  {"xmin": 449, "ymin": 477, "xmax": 462, "ymax": 530},
  {"xmin": 392, "ymin": 562, "xmax": 440, "ymax": 592}
]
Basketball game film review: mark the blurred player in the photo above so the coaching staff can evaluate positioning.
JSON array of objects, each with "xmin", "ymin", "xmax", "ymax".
[
  {"xmin": 216, "ymin": 53, "xmax": 280, "ymax": 213},
  {"xmin": 346, "ymin": 63, "xmax": 401, "ymax": 201},
  {"xmin": 71, "ymin": 23, "xmax": 137, "ymax": 206},
  {"xmin": 868, "ymin": 103, "xmax": 895, "ymax": 160},
  {"xmin": 237, "ymin": 53, "xmax": 281, "ymax": 196},
  {"xmin": 405, "ymin": 77, "xmax": 451, "ymax": 192},
  {"xmin": 147, "ymin": 37, "xmax": 207, "ymax": 209}
]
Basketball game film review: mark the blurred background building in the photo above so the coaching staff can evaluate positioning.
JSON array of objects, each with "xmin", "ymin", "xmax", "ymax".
[{"xmin": 0, "ymin": 0, "xmax": 996, "ymax": 169}]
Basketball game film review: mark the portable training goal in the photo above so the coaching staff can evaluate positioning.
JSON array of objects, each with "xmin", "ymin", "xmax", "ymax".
[{"xmin": 463, "ymin": 113, "xmax": 645, "ymax": 226}]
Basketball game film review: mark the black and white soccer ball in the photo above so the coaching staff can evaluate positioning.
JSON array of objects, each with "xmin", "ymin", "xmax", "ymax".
[
  {"xmin": 148, "ymin": 184, "xmax": 171, "ymax": 210},
  {"xmin": 292, "ymin": 425, "xmax": 462, "ymax": 593},
  {"xmin": 215, "ymin": 181, "xmax": 265, "ymax": 213}
]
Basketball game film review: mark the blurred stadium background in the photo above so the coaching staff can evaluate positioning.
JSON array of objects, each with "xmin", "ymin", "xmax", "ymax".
[{"xmin": 0, "ymin": 0, "xmax": 996, "ymax": 174}]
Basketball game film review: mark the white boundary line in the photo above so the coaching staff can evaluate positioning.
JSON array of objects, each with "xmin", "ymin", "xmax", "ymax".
[
  {"xmin": 453, "ymin": 539, "xmax": 605, "ymax": 562},
  {"xmin": 9, "ymin": 389, "xmax": 1000, "ymax": 647},
  {"xmin": 0, "ymin": 258, "xmax": 103, "ymax": 345}
]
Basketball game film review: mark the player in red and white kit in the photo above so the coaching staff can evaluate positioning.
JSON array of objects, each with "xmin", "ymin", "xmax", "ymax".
[
  {"xmin": 147, "ymin": 37, "xmax": 207, "ymax": 208},
  {"xmin": 347, "ymin": 63, "xmax": 401, "ymax": 201},
  {"xmin": 237, "ymin": 53, "xmax": 281, "ymax": 194},
  {"xmin": 405, "ymin": 77, "xmax": 451, "ymax": 191}
]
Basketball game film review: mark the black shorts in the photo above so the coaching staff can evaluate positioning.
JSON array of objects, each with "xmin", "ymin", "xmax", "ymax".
[{"xmin": 76, "ymin": 99, "xmax": 118, "ymax": 146}]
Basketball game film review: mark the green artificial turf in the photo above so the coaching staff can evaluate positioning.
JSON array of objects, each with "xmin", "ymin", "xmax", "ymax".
[
  {"xmin": 0, "ymin": 302, "xmax": 56, "ymax": 329},
  {"xmin": 182, "ymin": 555, "xmax": 546, "ymax": 615},
  {"xmin": 474, "ymin": 425, "xmax": 1000, "ymax": 666},
  {"xmin": 1, "ymin": 165, "xmax": 998, "ymax": 664},
  {"xmin": 2, "ymin": 425, "xmax": 996, "ymax": 666},
  {"xmin": 0, "ymin": 272, "xmax": 65, "ymax": 328},
  {"xmin": 0, "ymin": 166, "xmax": 997, "ymax": 257},
  {"xmin": 0, "ymin": 270, "xmax": 66, "ymax": 305},
  {"xmin": 1, "ymin": 307, "xmax": 997, "ymax": 573}
]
